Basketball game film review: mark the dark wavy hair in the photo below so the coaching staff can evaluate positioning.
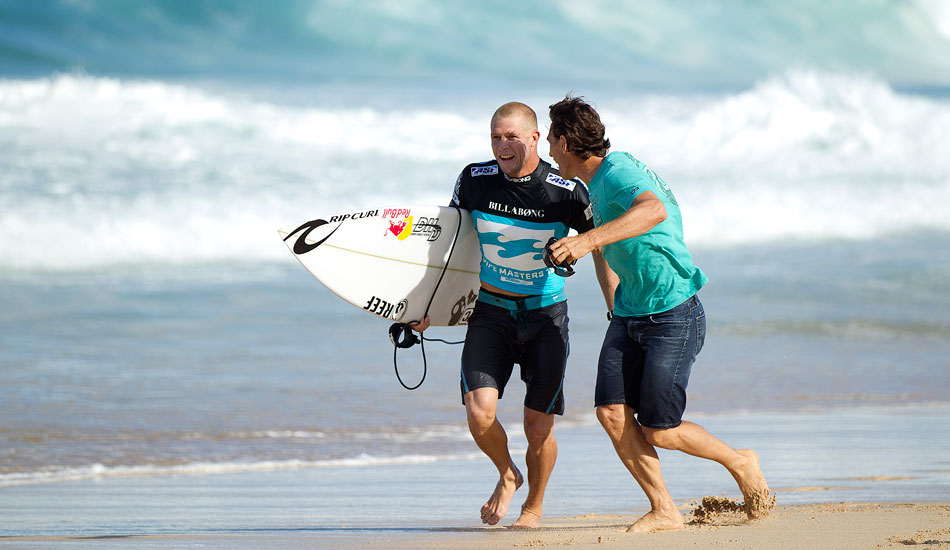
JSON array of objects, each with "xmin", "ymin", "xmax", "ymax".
[{"xmin": 548, "ymin": 95, "xmax": 610, "ymax": 159}]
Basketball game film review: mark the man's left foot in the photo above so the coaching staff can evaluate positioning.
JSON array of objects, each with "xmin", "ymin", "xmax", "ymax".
[
  {"xmin": 731, "ymin": 449, "xmax": 775, "ymax": 519},
  {"xmin": 509, "ymin": 507, "xmax": 541, "ymax": 529},
  {"xmin": 626, "ymin": 508, "xmax": 685, "ymax": 533}
]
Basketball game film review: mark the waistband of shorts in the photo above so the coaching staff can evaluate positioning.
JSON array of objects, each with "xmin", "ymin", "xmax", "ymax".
[{"xmin": 477, "ymin": 289, "xmax": 566, "ymax": 311}]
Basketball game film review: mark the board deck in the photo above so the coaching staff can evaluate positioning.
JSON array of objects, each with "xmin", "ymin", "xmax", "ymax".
[{"xmin": 279, "ymin": 205, "xmax": 481, "ymax": 326}]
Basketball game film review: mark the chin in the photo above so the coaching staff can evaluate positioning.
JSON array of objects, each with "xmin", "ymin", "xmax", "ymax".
[{"xmin": 497, "ymin": 162, "xmax": 518, "ymax": 175}]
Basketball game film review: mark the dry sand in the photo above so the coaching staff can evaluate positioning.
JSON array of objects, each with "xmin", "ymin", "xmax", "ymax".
[
  {"xmin": 7, "ymin": 502, "xmax": 948, "ymax": 549},
  {"xmin": 375, "ymin": 501, "xmax": 950, "ymax": 550}
]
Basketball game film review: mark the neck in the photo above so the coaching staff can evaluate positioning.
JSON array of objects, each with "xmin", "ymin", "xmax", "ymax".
[
  {"xmin": 506, "ymin": 155, "xmax": 541, "ymax": 179},
  {"xmin": 575, "ymin": 155, "xmax": 605, "ymax": 184}
]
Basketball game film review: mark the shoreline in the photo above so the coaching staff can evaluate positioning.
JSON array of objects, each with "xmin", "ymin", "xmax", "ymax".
[
  {"xmin": 4, "ymin": 502, "xmax": 947, "ymax": 549},
  {"xmin": 3, "ymin": 405, "xmax": 948, "ymax": 542}
]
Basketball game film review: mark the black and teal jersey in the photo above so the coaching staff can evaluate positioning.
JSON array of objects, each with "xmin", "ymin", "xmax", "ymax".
[{"xmin": 450, "ymin": 159, "xmax": 594, "ymax": 295}]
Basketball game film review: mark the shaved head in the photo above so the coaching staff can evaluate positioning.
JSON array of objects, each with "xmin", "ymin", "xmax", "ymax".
[
  {"xmin": 491, "ymin": 102, "xmax": 538, "ymax": 133},
  {"xmin": 489, "ymin": 102, "xmax": 541, "ymax": 178}
]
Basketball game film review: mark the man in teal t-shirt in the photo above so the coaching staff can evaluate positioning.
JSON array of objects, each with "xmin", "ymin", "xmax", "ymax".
[
  {"xmin": 545, "ymin": 96, "xmax": 773, "ymax": 533},
  {"xmin": 586, "ymin": 150, "xmax": 707, "ymax": 316}
]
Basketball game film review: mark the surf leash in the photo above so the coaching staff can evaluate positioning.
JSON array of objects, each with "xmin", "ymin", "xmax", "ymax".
[{"xmin": 388, "ymin": 206, "xmax": 466, "ymax": 390}]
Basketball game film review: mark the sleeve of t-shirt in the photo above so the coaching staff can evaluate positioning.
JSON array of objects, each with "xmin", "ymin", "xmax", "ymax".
[
  {"xmin": 450, "ymin": 169, "xmax": 466, "ymax": 208},
  {"xmin": 605, "ymin": 164, "xmax": 654, "ymax": 212},
  {"xmin": 569, "ymin": 180, "xmax": 596, "ymax": 233}
]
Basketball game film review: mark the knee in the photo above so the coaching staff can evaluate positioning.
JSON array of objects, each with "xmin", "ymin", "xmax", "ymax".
[
  {"xmin": 523, "ymin": 413, "xmax": 554, "ymax": 446},
  {"xmin": 465, "ymin": 399, "xmax": 496, "ymax": 431},
  {"xmin": 596, "ymin": 405, "xmax": 626, "ymax": 437},
  {"xmin": 642, "ymin": 426, "xmax": 677, "ymax": 449}
]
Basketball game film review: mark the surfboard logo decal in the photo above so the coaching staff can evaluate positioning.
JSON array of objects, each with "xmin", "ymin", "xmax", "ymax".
[
  {"xmin": 387, "ymin": 216, "xmax": 413, "ymax": 240},
  {"xmin": 385, "ymin": 215, "xmax": 442, "ymax": 241},
  {"xmin": 412, "ymin": 217, "xmax": 442, "ymax": 241},
  {"xmin": 364, "ymin": 294, "xmax": 406, "ymax": 320},
  {"xmin": 449, "ymin": 290, "xmax": 478, "ymax": 326},
  {"xmin": 285, "ymin": 219, "xmax": 342, "ymax": 255},
  {"xmin": 327, "ymin": 209, "xmax": 379, "ymax": 223}
]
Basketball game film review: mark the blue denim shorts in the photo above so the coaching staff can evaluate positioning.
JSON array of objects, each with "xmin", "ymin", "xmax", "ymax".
[{"xmin": 594, "ymin": 294, "xmax": 706, "ymax": 429}]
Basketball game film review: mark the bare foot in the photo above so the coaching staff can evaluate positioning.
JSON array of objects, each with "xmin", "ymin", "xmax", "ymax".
[
  {"xmin": 481, "ymin": 466, "xmax": 524, "ymax": 525},
  {"xmin": 509, "ymin": 507, "xmax": 541, "ymax": 529},
  {"xmin": 626, "ymin": 508, "xmax": 685, "ymax": 533},
  {"xmin": 730, "ymin": 449, "xmax": 775, "ymax": 519}
]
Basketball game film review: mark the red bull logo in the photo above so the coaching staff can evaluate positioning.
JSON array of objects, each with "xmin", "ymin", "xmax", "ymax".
[
  {"xmin": 383, "ymin": 208, "xmax": 412, "ymax": 219},
  {"xmin": 386, "ymin": 216, "xmax": 413, "ymax": 240},
  {"xmin": 382, "ymin": 208, "xmax": 413, "ymax": 240}
]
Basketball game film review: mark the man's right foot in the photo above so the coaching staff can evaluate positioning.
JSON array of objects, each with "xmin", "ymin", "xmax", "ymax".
[
  {"xmin": 731, "ymin": 449, "xmax": 775, "ymax": 519},
  {"xmin": 481, "ymin": 466, "xmax": 524, "ymax": 525},
  {"xmin": 626, "ymin": 508, "xmax": 685, "ymax": 533}
]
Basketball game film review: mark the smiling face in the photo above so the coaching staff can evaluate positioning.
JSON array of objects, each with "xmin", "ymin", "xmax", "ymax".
[{"xmin": 490, "ymin": 112, "xmax": 540, "ymax": 178}]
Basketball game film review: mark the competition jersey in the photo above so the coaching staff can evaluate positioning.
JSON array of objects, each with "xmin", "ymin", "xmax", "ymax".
[{"xmin": 451, "ymin": 159, "xmax": 594, "ymax": 295}]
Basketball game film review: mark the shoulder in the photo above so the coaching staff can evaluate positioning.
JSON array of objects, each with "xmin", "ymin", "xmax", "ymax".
[
  {"xmin": 463, "ymin": 160, "xmax": 501, "ymax": 179},
  {"xmin": 454, "ymin": 160, "xmax": 500, "ymax": 205},
  {"xmin": 538, "ymin": 161, "xmax": 584, "ymax": 195},
  {"xmin": 601, "ymin": 151, "xmax": 637, "ymax": 173},
  {"xmin": 599, "ymin": 152, "xmax": 654, "ymax": 186}
]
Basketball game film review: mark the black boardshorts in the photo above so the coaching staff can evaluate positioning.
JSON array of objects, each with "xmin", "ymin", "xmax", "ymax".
[{"xmin": 460, "ymin": 289, "xmax": 569, "ymax": 415}]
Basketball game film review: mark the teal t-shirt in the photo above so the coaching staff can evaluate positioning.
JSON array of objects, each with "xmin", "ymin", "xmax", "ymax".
[{"xmin": 588, "ymin": 152, "xmax": 707, "ymax": 316}]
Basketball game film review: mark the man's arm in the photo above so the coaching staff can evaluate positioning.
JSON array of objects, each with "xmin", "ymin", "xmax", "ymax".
[
  {"xmin": 592, "ymin": 248, "xmax": 617, "ymax": 313},
  {"xmin": 550, "ymin": 191, "xmax": 666, "ymax": 265}
]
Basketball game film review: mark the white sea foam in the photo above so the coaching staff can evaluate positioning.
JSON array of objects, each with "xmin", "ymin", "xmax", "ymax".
[
  {"xmin": 0, "ymin": 451, "xmax": 489, "ymax": 488},
  {"xmin": 1, "ymin": 71, "xmax": 948, "ymax": 270}
]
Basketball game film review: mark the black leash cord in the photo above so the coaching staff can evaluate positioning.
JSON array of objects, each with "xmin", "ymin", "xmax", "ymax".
[
  {"xmin": 392, "ymin": 207, "xmax": 465, "ymax": 390},
  {"xmin": 393, "ymin": 335, "xmax": 427, "ymax": 390},
  {"xmin": 422, "ymin": 335, "xmax": 464, "ymax": 345},
  {"xmin": 392, "ymin": 333, "xmax": 466, "ymax": 391}
]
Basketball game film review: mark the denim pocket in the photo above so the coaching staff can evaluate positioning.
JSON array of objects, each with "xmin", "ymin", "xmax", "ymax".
[
  {"xmin": 646, "ymin": 302, "xmax": 690, "ymax": 325},
  {"xmin": 694, "ymin": 309, "xmax": 706, "ymax": 355}
]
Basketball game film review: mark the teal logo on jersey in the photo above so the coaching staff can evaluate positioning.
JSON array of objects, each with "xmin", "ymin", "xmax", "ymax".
[{"xmin": 480, "ymin": 232, "xmax": 543, "ymax": 261}]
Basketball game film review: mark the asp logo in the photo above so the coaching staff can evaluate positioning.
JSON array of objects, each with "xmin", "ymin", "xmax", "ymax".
[
  {"xmin": 471, "ymin": 165, "xmax": 499, "ymax": 177},
  {"xmin": 545, "ymin": 173, "xmax": 576, "ymax": 191}
]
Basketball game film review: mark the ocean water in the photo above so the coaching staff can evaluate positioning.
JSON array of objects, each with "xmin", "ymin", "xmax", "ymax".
[{"xmin": 2, "ymin": 0, "xmax": 949, "ymax": 540}]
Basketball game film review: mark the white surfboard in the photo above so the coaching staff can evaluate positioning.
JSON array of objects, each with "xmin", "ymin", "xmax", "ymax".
[{"xmin": 278, "ymin": 205, "xmax": 481, "ymax": 326}]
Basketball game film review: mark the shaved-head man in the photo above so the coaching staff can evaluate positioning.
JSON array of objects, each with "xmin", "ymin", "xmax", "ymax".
[{"xmin": 413, "ymin": 102, "xmax": 611, "ymax": 528}]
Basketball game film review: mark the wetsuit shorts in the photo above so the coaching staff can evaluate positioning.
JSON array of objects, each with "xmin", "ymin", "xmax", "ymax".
[{"xmin": 460, "ymin": 289, "xmax": 569, "ymax": 415}]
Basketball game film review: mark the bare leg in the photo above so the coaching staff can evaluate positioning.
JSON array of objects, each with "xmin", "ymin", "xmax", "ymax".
[
  {"xmin": 643, "ymin": 421, "xmax": 773, "ymax": 519},
  {"xmin": 510, "ymin": 407, "xmax": 556, "ymax": 529},
  {"xmin": 464, "ymin": 387, "xmax": 524, "ymax": 525},
  {"xmin": 597, "ymin": 404, "xmax": 684, "ymax": 533}
]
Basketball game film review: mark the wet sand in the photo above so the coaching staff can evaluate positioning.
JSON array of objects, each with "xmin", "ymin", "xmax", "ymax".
[{"xmin": 6, "ymin": 502, "xmax": 947, "ymax": 549}]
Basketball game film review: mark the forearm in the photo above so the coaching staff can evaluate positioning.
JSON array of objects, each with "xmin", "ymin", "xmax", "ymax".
[
  {"xmin": 550, "ymin": 193, "xmax": 666, "ymax": 266},
  {"xmin": 582, "ymin": 194, "xmax": 667, "ymax": 250},
  {"xmin": 592, "ymin": 249, "xmax": 617, "ymax": 311}
]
